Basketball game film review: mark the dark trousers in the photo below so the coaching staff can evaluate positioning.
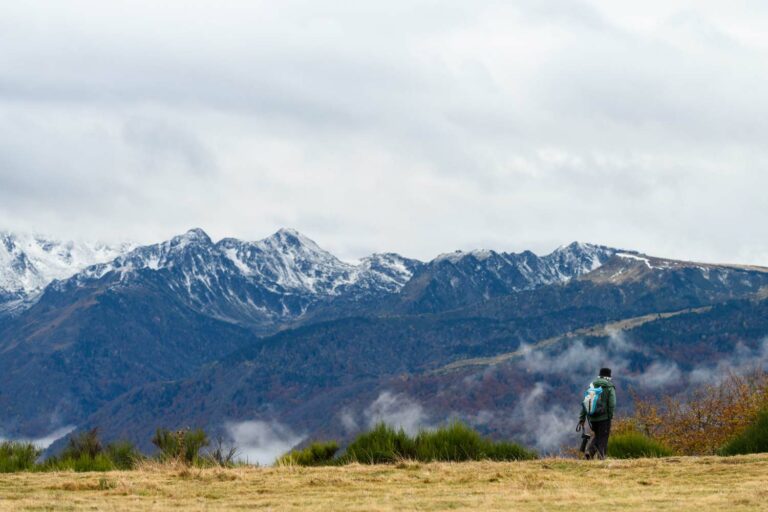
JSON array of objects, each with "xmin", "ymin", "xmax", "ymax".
[{"xmin": 587, "ymin": 419, "xmax": 611, "ymax": 460}]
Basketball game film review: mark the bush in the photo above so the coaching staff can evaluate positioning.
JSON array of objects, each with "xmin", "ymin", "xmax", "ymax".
[
  {"xmin": 339, "ymin": 422, "xmax": 536, "ymax": 465},
  {"xmin": 106, "ymin": 441, "xmax": 143, "ymax": 470},
  {"xmin": 61, "ymin": 428, "xmax": 102, "ymax": 460},
  {"xmin": 485, "ymin": 440, "xmax": 538, "ymax": 461},
  {"xmin": 344, "ymin": 423, "xmax": 416, "ymax": 464},
  {"xmin": 415, "ymin": 423, "xmax": 536, "ymax": 462},
  {"xmin": 46, "ymin": 428, "xmax": 141, "ymax": 471},
  {"xmin": 278, "ymin": 441, "xmax": 340, "ymax": 466},
  {"xmin": 42, "ymin": 428, "xmax": 115, "ymax": 471},
  {"xmin": 152, "ymin": 428, "xmax": 209, "ymax": 465},
  {"xmin": 720, "ymin": 409, "xmax": 768, "ymax": 456},
  {"xmin": 203, "ymin": 436, "xmax": 240, "ymax": 467},
  {"xmin": 628, "ymin": 371, "xmax": 768, "ymax": 455},
  {"xmin": 0, "ymin": 442, "xmax": 41, "ymax": 472},
  {"xmin": 415, "ymin": 422, "xmax": 485, "ymax": 462},
  {"xmin": 607, "ymin": 432, "xmax": 674, "ymax": 459}
]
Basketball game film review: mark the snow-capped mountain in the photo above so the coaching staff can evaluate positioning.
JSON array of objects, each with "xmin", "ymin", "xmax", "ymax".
[
  {"xmin": 1, "ymin": 228, "xmax": 624, "ymax": 324},
  {"xmin": 51, "ymin": 228, "xmax": 422, "ymax": 328},
  {"xmin": 0, "ymin": 232, "xmax": 131, "ymax": 312},
  {"xmin": 432, "ymin": 242, "xmax": 616, "ymax": 285},
  {"xmin": 396, "ymin": 242, "xmax": 619, "ymax": 313}
]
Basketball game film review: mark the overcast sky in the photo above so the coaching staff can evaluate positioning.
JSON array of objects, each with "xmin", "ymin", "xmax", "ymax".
[{"xmin": 2, "ymin": 1, "xmax": 767, "ymax": 264}]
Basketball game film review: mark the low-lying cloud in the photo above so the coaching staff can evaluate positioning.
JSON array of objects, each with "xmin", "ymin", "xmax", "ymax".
[
  {"xmin": 363, "ymin": 391, "xmax": 430, "ymax": 436},
  {"xmin": 0, "ymin": 425, "xmax": 75, "ymax": 449},
  {"xmin": 633, "ymin": 361, "xmax": 683, "ymax": 389},
  {"xmin": 688, "ymin": 338, "xmax": 768, "ymax": 385},
  {"xmin": 225, "ymin": 420, "xmax": 305, "ymax": 466},
  {"xmin": 515, "ymin": 383, "xmax": 573, "ymax": 452}
]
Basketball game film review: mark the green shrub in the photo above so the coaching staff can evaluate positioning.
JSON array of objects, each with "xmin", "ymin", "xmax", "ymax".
[
  {"xmin": 607, "ymin": 432, "xmax": 674, "ymax": 459},
  {"xmin": 484, "ymin": 440, "xmax": 538, "ymax": 461},
  {"xmin": 41, "ymin": 429, "xmax": 141, "ymax": 471},
  {"xmin": 720, "ymin": 409, "xmax": 768, "ymax": 456},
  {"xmin": 61, "ymin": 428, "xmax": 102, "ymax": 460},
  {"xmin": 415, "ymin": 423, "xmax": 536, "ymax": 462},
  {"xmin": 42, "ymin": 427, "xmax": 115, "ymax": 471},
  {"xmin": 278, "ymin": 441, "xmax": 340, "ymax": 466},
  {"xmin": 415, "ymin": 422, "xmax": 487, "ymax": 461},
  {"xmin": 105, "ymin": 441, "xmax": 143, "ymax": 470},
  {"xmin": 152, "ymin": 428, "xmax": 209, "ymax": 465},
  {"xmin": 344, "ymin": 423, "xmax": 416, "ymax": 463},
  {"xmin": 340, "ymin": 422, "xmax": 536, "ymax": 465},
  {"xmin": 0, "ymin": 441, "xmax": 41, "ymax": 472}
]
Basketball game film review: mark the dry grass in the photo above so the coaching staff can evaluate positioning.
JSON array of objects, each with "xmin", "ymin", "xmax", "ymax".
[{"xmin": 1, "ymin": 455, "xmax": 767, "ymax": 511}]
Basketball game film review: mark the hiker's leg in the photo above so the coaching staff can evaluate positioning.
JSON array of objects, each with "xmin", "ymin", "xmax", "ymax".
[
  {"xmin": 595, "ymin": 420, "xmax": 611, "ymax": 460},
  {"xmin": 588, "ymin": 421, "xmax": 605, "ymax": 460},
  {"xmin": 585, "ymin": 423, "xmax": 597, "ymax": 459}
]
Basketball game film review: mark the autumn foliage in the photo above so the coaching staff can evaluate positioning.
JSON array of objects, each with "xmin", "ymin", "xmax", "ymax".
[{"xmin": 617, "ymin": 371, "xmax": 768, "ymax": 455}]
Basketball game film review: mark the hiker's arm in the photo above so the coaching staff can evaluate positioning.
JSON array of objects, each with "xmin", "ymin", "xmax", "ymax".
[
  {"xmin": 608, "ymin": 387, "xmax": 616, "ymax": 419},
  {"xmin": 579, "ymin": 404, "xmax": 586, "ymax": 422}
]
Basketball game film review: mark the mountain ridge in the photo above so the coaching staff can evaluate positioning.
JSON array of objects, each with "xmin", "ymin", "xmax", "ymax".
[
  {"xmin": 3, "ymin": 227, "xmax": 768, "ymax": 454},
  {"xmin": 1, "ymin": 228, "xmax": 645, "ymax": 327}
]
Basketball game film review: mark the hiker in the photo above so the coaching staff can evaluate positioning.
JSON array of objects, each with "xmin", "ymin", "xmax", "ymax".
[{"xmin": 578, "ymin": 367, "xmax": 616, "ymax": 460}]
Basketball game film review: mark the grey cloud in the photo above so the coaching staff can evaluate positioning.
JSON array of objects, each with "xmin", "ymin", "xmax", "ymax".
[
  {"xmin": 338, "ymin": 408, "xmax": 359, "ymax": 433},
  {"xmin": 122, "ymin": 117, "xmax": 216, "ymax": 175},
  {"xmin": 521, "ymin": 338, "xmax": 631, "ymax": 381},
  {"xmin": 513, "ymin": 383, "xmax": 574, "ymax": 452},
  {"xmin": 632, "ymin": 361, "xmax": 683, "ymax": 389},
  {"xmin": 364, "ymin": 391, "xmax": 430, "ymax": 436},
  {"xmin": 688, "ymin": 339, "xmax": 768, "ymax": 385},
  {"xmin": 1, "ymin": 1, "xmax": 768, "ymax": 264},
  {"xmin": 0, "ymin": 425, "xmax": 75, "ymax": 450},
  {"xmin": 225, "ymin": 420, "xmax": 305, "ymax": 466}
]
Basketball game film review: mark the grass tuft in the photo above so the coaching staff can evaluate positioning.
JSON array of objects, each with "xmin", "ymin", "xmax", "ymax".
[
  {"xmin": 607, "ymin": 432, "xmax": 674, "ymax": 459},
  {"xmin": 277, "ymin": 441, "xmax": 340, "ymax": 466}
]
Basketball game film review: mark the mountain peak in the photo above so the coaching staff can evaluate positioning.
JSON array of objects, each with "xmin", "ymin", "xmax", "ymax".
[
  {"xmin": 171, "ymin": 228, "xmax": 212, "ymax": 246},
  {"xmin": 263, "ymin": 228, "xmax": 325, "ymax": 254},
  {"xmin": 434, "ymin": 249, "xmax": 498, "ymax": 264},
  {"xmin": 555, "ymin": 241, "xmax": 593, "ymax": 252}
]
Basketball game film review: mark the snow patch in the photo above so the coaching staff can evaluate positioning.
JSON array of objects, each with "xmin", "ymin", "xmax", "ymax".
[{"xmin": 617, "ymin": 252, "xmax": 653, "ymax": 269}]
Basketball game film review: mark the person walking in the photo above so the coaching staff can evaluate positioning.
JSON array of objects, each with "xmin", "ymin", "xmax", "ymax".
[{"xmin": 578, "ymin": 367, "xmax": 616, "ymax": 460}]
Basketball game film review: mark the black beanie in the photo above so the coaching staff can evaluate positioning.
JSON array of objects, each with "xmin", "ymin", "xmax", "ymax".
[{"xmin": 599, "ymin": 367, "xmax": 612, "ymax": 377}]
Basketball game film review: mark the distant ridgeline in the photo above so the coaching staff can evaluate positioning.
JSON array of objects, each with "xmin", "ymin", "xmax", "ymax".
[{"xmin": 1, "ymin": 228, "xmax": 768, "ymax": 455}]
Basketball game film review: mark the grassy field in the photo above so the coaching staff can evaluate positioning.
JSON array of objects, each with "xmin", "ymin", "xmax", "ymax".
[{"xmin": 0, "ymin": 455, "xmax": 766, "ymax": 511}]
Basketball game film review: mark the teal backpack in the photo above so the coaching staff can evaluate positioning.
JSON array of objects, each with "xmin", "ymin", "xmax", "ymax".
[{"xmin": 582, "ymin": 383, "xmax": 607, "ymax": 417}]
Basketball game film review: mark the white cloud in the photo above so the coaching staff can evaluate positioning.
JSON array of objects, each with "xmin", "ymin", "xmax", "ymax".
[
  {"xmin": 364, "ymin": 391, "xmax": 429, "ymax": 436},
  {"xmin": 225, "ymin": 420, "xmax": 305, "ymax": 466},
  {"xmin": 1, "ymin": 1, "xmax": 768, "ymax": 264},
  {"xmin": 0, "ymin": 425, "xmax": 75, "ymax": 449},
  {"xmin": 513, "ymin": 383, "xmax": 573, "ymax": 452},
  {"xmin": 632, "ymin": 361, "xmax": 683, "ymax": 389},
  {"xmin": 521, "ymin": 339, "xmax": 630, "ymax": 380},
  {"xmin": 338, "ymin": 408, "xmax": 359, "ymax": 433},
  {"xmin": 689, "ymin": 338, "xmax": 768, "ymax": 385}
]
